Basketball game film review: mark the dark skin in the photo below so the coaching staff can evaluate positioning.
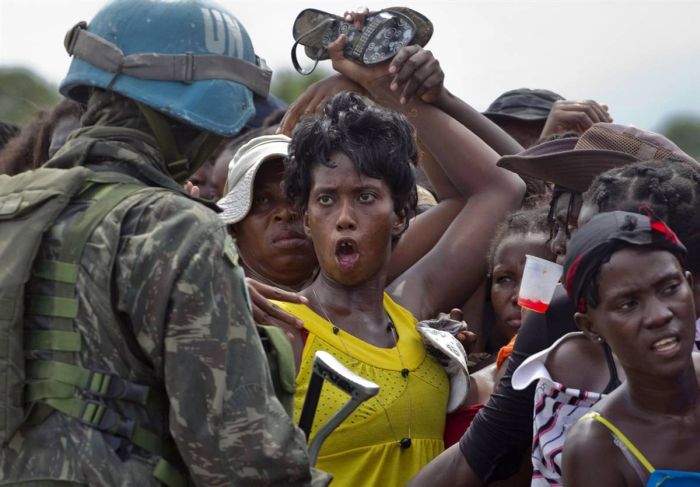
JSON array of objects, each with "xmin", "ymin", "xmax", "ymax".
[
  {"xmin": 548, "ymin": 198, "xmax": 700, "ymax": 395},
  {"xmin": 490, "ymin": 233, "xmax": 552, "ymax": 345},
  {"xmin": 294, "ymin": 34, "xmax": 524, "ymax": 353},
  {"xmin": 549, "ymin": 191, "xmax": 582, "ymax": 265},
  {"xmin": 188, "ymin": 161, "xmax": 219, "ymax": 201},
  {"xmin": 492, "ymin": 118, "xmax": 545, "ymax": 150},
  {"xmin": 408, "ymin": 191, "xmax": 581, "ymax": 487},
  {"xmin": 232, "ymin": 158, "xmax": 317, "ymax": 290},
  {"xmin": 210, "ymin": 145, "xmax": 232, "ymax": 201},
  {"xmin": 562, "ymin": 249, "xmax": 700, "ymax": 486},
  {"xmin": 540, "ymin": 99, "xmax": 612, "ymax": 140}
]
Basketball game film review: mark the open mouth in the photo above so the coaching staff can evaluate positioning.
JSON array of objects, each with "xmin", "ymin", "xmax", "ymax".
[
  {"xmin": 335, "ymin": 239, "xmax": 360, "ymax": 270},
  {"xmin": 651, "ymin": 336, "xmax": 680, "ymax": 354}
]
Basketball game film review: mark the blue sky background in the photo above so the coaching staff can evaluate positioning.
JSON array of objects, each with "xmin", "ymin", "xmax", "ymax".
[{"xmin": 2, "ymin": 0, "xmax": 699, "ymax": 131}]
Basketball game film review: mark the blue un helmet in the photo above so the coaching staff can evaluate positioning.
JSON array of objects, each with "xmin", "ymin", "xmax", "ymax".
[{"xmin": 59, "ymin": 0, "xmax": 271, "ymax": 137}]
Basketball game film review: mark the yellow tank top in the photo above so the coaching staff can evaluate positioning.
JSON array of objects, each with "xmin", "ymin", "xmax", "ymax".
[{"xmin": 275, "ymin": 293, "xmax": 448, "ymax": 487}]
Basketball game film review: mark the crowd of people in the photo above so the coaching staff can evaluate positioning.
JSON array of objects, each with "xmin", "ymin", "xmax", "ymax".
[{"xmin": 0, "ymin": 1, "xmax": 698, "ymax": 486}]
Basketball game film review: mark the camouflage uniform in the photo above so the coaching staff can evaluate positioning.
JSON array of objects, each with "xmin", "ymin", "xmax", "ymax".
[{"xmin": 0, "ymin": 92, "xmax": 329, "ymax": 486}]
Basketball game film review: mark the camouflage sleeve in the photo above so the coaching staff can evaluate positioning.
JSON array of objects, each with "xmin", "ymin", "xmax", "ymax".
[{"xmin": 115, "ymin": 194, "xmax": 330, "ymax": 486}]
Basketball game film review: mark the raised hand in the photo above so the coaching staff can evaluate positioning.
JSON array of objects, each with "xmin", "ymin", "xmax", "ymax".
[
  {"xmin": 540, "ymin": 99, "xmax": 613, "ymax": 139},
  {"xmin": 389, "ymin": 45, "xmax": 445, "ymax": 104}
]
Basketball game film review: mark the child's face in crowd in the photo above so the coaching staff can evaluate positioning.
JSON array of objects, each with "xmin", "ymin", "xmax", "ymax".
[
  {"xmin": 579, "ymin": 248, "xmax": 696, "ymax": 379},
  {"xmin": 304, "ymin": 151, "xmax": 402, "ymax": 287},
  {"xmin": 235, "ymin": 158, "xmax": 317, "ymax": 287},
  {"xmin": 490, "ymin": 233, "xmax": 552, "ymax": 340}
]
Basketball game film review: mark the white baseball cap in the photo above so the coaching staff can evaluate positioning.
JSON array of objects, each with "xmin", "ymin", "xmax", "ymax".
[{"xmin": 217, "ymin": 134, "xmax": 291, "ymax": 225}]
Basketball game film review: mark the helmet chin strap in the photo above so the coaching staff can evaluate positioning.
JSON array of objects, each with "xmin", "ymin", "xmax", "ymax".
[{"xmin": 136, "ymin": 102, "xmax": 222, "ymax": 183}]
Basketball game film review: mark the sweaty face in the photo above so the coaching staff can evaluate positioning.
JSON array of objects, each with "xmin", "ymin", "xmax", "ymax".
[
  {"xmin": 490, "ymin": 233, "xmax": 553, "ymax": 341},
  {"xmin": 234, "ymin": 159, "xmax": 317, "ymax": 288},
  {"xmin": 549, "ymin": 192, "xmax": 582, "ymax": 265},
  {"xmin": 584, "ymin": 248, "xmax": 696, "ymax": 378},
  {"xmin": 304, "ymin": 152, "xmax": 403, "ymax": 287}
]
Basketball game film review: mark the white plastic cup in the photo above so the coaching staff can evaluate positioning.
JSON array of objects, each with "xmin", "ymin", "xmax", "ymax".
[{"xmin": 517, "ymin": 255, "xmax": 563, "ymax": 313}]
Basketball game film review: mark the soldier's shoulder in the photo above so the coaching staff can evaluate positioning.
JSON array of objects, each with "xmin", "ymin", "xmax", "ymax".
[{"xmin": 130, "ymin": 188, "xmax": 224, "ymax": 229}]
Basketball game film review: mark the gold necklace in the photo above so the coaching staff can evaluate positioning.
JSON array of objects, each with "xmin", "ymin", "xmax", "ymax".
[{"xmin": 310, "ymin": 286, "xmax": 413, "ymax": 449}]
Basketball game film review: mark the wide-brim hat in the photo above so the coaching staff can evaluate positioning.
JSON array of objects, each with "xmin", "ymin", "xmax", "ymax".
[
  {"xmin": 497, "ymin": 123, "xmax": 698, "ymax": 193},
  {"xmin": 217, "ymin": 134, "xmax": 291, "ymax": 225}
]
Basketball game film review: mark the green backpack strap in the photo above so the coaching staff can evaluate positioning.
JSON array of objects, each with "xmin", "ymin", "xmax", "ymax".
[
  {"xmin": 257, "ymin": 325, "xmax": 297, "ymax": 417},
  {"xmin": 0, "ymin": 167, "xmax": 93, "ymax": 444},
  {"xmin": 22, "ymin": 179, "xmax": 189, "ymax": 487}
]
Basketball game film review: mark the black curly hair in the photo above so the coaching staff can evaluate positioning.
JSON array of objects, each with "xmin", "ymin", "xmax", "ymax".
[
  {"xmin": 578, "ymin": 159, "xmax": 700, "ymax": 309},
  {"xmin": 488, "ymin": 204, "xmax": 553, "ymax": 272},
  {"xmin": 583, "ymin": 159, "xmax": 700, "ymax": 272},
  {"xmin": 285, "ymin": 92, "xmax": 418, "ymax": 232}
]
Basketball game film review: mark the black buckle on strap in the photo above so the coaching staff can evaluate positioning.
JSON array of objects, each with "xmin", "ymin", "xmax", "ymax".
[
  {"xmin": 78, "ymin": 399, "xmax": 136, "ymax": 440},
  {"xmin": 86, "ymin": 368, "xmax": 150, "ymax": 405},
  {"xmin": 64, "ymin": 21, "xmax": 88, "ymax": 55},
  {"xmin": 107, "ymin": 376, "xmax": 150, "ymax": 404}
]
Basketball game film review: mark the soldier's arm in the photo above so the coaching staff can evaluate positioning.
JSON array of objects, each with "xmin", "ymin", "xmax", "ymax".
[
  {"xmin": 164, "ymin": 225, "xmax": 327, "ymax": 486},
  {"xmin": 118, "ymin": 197, "xmax": 328, "ymax": 486}
]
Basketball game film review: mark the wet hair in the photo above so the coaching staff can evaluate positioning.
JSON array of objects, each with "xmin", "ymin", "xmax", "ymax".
[
  {"xmin": 285, "ymin": 92, "xmax": 418, "ymax": 228},
  {"xmin": 0, "ymin": 98, "xmax": 83, "ymax": 175},
  {"xmin": 488, "ymin": 205, "xmax": 553, "ymax": 271}
]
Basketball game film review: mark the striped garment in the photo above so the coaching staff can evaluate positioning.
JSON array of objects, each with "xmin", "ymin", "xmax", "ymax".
[
  {"xmin": 512, "ymin": 333, "xmax": 605, "ymax": 487},
  {"xmin": 529, "ymin": 378, "xmax": 604, "ymax": 485}
]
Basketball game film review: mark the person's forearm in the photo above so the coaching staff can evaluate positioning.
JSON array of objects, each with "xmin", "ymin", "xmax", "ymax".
[
  {"xmin": 433, "ymin": 88, "xmax": 524, "ymax": 156},
  {"xmin": 408, "ymin": 444, "xmax": 484, "ymax": 487},
  {"xmin": 368, "ymin": 80, "xmax": 524, "ymax": 201}
]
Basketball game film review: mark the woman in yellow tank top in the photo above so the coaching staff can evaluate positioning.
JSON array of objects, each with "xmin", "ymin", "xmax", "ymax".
[{"xmin": 278, "ymin": 32, "xmax": 525, "ymax": 486}]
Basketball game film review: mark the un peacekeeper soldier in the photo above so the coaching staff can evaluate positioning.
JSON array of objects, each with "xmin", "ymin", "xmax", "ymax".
[{"xmin": 0, "ymin": 0, "xmax": 328, "ymax": 485}]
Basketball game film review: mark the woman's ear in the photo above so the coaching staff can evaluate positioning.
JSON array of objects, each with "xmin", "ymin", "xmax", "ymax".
[
  {"xmin": 685, "ymin": 270, "xmax": 695, "ymax": 290},
  {"xmin": 574, "ymin": 311, "xmax": 604, "ymax": 343}
]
